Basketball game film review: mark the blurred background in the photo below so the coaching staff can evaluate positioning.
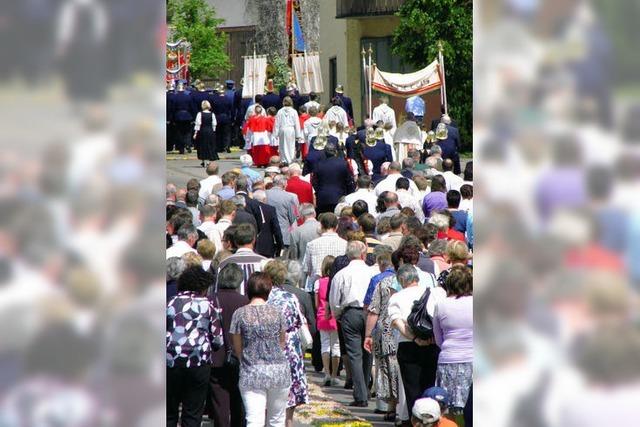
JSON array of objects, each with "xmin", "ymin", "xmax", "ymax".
[
  {"xmin": 0, "ymin": 1, "xmax": 165, "ymax": 425},
  {"xmin": 2, "ymin": 0, "xmax": 640, "ymax": 426},
  {"xmin": 474, "ymin": 0, "xmax": 640, "ymax": 425}
]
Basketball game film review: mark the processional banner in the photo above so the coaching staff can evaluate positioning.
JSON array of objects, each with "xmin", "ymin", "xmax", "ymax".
[
  {"xmin": 292, "ymin": 53, "xmax": 323, "ymax": 94},
  {"xmin": 242, "ymin": 55, "xmax": 268, "ymax": 99}
]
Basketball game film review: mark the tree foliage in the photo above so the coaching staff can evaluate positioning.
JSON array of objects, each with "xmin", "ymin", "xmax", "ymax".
[
  {"xmin": 167, "ymin": 0, "xmax": 231, "ymax": 80},
  {"xmin": 392, "ymin": 0, "xmax": 473, "ymax": 151}
]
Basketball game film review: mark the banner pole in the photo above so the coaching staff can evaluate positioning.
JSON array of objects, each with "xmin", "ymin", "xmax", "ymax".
[
  {"xmin": 253, "ymin": 44, "xmax": 257, "ymax": 99},
  {"xmin": 438, "ymin": 41, "xmax": 448, "ymax": 115}
]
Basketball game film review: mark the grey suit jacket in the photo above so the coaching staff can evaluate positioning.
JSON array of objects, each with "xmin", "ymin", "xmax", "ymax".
[
  {"xmin": 265, "ymin": 188, "xmax": 299, "ymax": 245},
  {"xmin": 288, "ymin": 219, "xmax": 321, "ymax": 262}
]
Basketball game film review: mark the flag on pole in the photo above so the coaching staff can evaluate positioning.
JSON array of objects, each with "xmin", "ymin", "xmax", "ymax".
[
  {"xmin": 242, "ymin": 55, "xmax": 268, "ymax": 99},
  {"xmin": 293, "ymin": 13, "xmax": 306, "ymax": 52},
  {"xmin": 292, "ymin": 53, "xmax": 323, "ymax": 94}
]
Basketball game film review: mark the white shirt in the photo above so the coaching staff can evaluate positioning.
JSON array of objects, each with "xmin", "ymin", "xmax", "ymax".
[
  {"xmin": 372, "ymin": 103, "xmax": 397, "ymax": 131},
  {"xmin": 459, "ymin": 198, "xmax": 473, "ymax": 213},
  {"xmin": 166, "ymin": 240, "xmax": 197, "ymax": 259},
  {"xmin": 199, "ymin": 175, "xmax": 222, "ymax": 202},
  {"xmin": 387, "ymin": 284, "xmax": 445, "ymax": 343},
  {"xmin": 374, "ymin": 173, "xmax": 419, "ymax": 197},
  {"xmin": 194, "ymin": 111, "xmax": 217, "ymax": 132},
  {"xmin": 197, "ymin": 220, "xmax": 223, "ymax": 254},
  {"xmin": 344, "ymin": 189, "xmax": 379, "ymax": 216},
  {"xmin": 396, "ymin": 189, "xmax": 425, "ymax": 222},
  {"xmin": 329, "ymin": 259, "xmax": 377, "ymax": 318},
  {"xmin": 323, "ymin": 106, "xmax": 349, "ymax": 128},
  {"xmin": 440, "ymin": 171, "xmax": 464, "ymax": 192}
]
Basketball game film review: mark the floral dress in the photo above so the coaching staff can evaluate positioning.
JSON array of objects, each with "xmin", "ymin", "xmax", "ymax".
[
  {"xmin": 268, "ymin": 286, "xmax": 309, "ymax": 407},
  {"xmin": 368, "ymin": 275, "xmax": 401, "ymax": 403}
]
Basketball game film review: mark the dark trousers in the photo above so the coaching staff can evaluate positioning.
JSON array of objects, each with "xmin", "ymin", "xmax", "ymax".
[
  {"xmin": 309, "ymin": 291, "xmax": 324, "ymax": 372},
  {"xmin": 208, "ymin": 366, "xmax": 244, "ymax": 427},
  {"xmin": 217, "ymin": 122, "xmax": 232, "ymax": 152},
  {"xmin": 167, "ymin": 365, "xmax": 211, "ymax": 427},
  {"xmin": 167, "ymin": 122, "xmax": 176, "ymax": 151},
  {"xmin": 341, "ymin": 307, "xmax": 372, "ymax": 403},
  {"xmin": 397, "ymin": 342, "xmax": 439, "ymax": 414},
  {"xmin": 175, "ymin": 121, "xmax": 192, "ymax": 154}
]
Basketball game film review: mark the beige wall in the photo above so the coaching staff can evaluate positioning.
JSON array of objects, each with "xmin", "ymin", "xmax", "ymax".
[
  {"xmin": 318, "ymin": 0, "xmax": 345, "ymax": 105},
  {"xmin": 319, "ymin": 2, "xmax": 401, "ymax": 124}
]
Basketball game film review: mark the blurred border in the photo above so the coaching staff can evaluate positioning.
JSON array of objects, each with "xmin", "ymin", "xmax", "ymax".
[
  {"xmin": 0, "ymin": 1, "xmax": 166, "ymax": 425},
  {"xmin": 475, "ymin": 0, "xmax": 640, "ymax": 426}
]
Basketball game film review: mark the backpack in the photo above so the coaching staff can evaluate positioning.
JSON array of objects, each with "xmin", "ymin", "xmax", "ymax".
[{"xmin": 407, "ymin": 288, "xmax": 434, "ymax": 340}]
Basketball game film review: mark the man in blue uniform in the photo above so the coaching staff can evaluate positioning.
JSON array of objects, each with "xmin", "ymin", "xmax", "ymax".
[
  {"xmin": 361, "ymin": 127, "xmax": 393, "ymax": 183},
  {"xmin": 303, "ymin": 132, "xmax": 339, "ymax": 176},
  {"xmin": 172, "ymin": 81, "xmax": 195, "ymax": 154},
  {"xmin": 435, "ymin": 123, "xmax": 461, "ymax": 175},
  {"xmin": 190, "ymin": 81, "xmax": 210, "ymax": 114},
  {"xmin": 312, "ymin": 143, "xmax": 356, "ymax": 214},
  {"xmin": 212, "ymin": 83, "xmax": 234, "ymax": 153},
  {"xmin": 166, "ymin": 80, "xmax": 177, "ymax": 152},
  {"xmin": 335, "ymin": 84, "xmax": 353, "ymax": 124}
]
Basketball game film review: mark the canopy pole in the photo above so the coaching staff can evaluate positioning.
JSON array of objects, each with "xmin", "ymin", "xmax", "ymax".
[
  {"xmin": 368, "ymin": 44, "xmax": 373, "ymax": 119},
  {"xmin": 361, "ymin": 47, "xmax": 368, "ymax": 120},
  {"xmin": 438, "ymin": 41, "xmax": 448, "ymax": 115}
]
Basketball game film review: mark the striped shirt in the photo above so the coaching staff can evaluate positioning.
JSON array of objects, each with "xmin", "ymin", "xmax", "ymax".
[{"xmin": 217, "ymin": 248, "xmax": 268, "ymax": 296}]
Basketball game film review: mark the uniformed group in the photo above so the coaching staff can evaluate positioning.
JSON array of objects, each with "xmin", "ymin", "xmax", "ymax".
[
  {"xmin": 166, "ymin": 79, "xmax": 241, "ymax": 155},
  {"xmin": 165, "ymin": 78, "xmax": 351, "ymax": 157}
]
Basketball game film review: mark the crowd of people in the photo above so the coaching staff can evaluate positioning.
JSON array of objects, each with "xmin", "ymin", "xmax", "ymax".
[{"xmin": 166, "ymin": 82, "xmax": 473, "ymax": 427}]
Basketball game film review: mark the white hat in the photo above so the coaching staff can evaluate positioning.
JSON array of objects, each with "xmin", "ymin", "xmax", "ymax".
[
  {"xmin": 412, "ymin": 398, "xmax": 441, "ymax": 424},
  {"xmin": 240, "ymin": 154, "xmax": 253, "ymax": 167},
  {"xmin": 265, "ymin": 166, "xmax": 280, "ymax": 174}
]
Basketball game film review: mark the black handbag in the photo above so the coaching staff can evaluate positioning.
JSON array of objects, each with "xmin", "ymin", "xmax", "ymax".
[{"xmin": 407, "ymin": 288, "xmax": 434, "ymax": 340}]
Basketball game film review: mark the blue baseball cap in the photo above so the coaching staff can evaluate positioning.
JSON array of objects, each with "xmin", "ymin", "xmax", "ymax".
[
  {"xmin": 421, "ymin": 387, "xmax": 449, "ymax": 406},
  {"xmin": 225, "ymin": 80, "xmax": 235, "ymax": 86}
]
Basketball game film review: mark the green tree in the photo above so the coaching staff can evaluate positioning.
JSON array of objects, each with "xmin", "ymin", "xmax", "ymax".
[
  {"xmin": 392, "ymin": 0, "xmax": 473, "ymax": 151},
  {"xmin": 167, "ymin": 0, "xmax": 231, "ymax": 80}
]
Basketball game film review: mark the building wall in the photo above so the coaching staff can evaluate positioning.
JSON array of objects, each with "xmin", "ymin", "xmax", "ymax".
[{"xmin": 319, "ymin": 0, "xmax": 347, "ymax": 105}]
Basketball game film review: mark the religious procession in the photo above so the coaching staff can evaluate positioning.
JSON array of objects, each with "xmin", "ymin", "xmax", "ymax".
[{"xmin": 166, "ymin": 1, "xmax": 472, "ymax": 427}]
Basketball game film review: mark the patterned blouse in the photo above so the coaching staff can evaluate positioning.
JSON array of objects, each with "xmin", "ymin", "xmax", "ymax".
[
  {"xmin": 166, "ymin": 291, "xmax": 222, "ymax": 368},
  {"xmin": 368, "ymin": 275, "xmax": 398, "ymax": 357},
  {"xmin": 229, "ymin": 304, "xmax": 291, "ymax": 390}
]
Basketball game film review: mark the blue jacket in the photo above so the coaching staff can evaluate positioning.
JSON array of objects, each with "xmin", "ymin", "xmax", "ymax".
[
  {"xmin": 211, "ymin": 93, "xmax": 234, "ymax": 125},
  {"xmin": 262, "ymin": 92, "xmax": 282, "ymax": 111},
  {"xmin": 166, "ymin": 90, "xmax": 176, "ymax": 121},
  {"xmin": 437, "ymin": 137, "xmax": 461, "ymax": 175},
  {"xmin": 171, "ymin": 91, "xmax": 194, "ymax": 122},
  {"xmin": 190, "ymin": 90, "xmax": 210, "ymax": 114},
  {"xmin": 312, "ymin": 156, "xmax": 355, "ymax": 206},
  {"xmin": 362, "ymin": 140, "xmax": 393, "ymax": 180},
  {"xmin": 303, "ymin": 135, "xmax": 338, "ymax": 176}
]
